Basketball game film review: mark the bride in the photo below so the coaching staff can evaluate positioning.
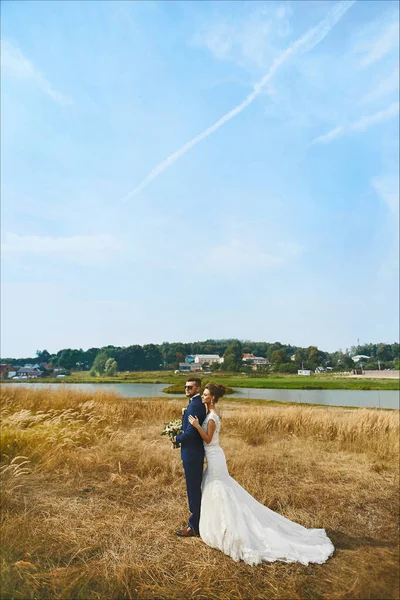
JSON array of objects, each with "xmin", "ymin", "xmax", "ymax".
[{"xmin": 188, "ymin": 383, "xmax": 334, "ymax": 566}]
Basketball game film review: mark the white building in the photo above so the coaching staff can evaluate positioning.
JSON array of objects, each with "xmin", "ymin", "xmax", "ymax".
[
  {"xmin": 252, "ymin": 356, "xmax": 268, "ymax": 366},
  {"xmin": 17, "ymin": 367, "xmax": 43, "ymax": 378},
  {"xmin": 193, "ymin": 354, "xmax": 222, "ymax": 365},
  {"xmin": 179, "ymin": 362, "xmax": 203, "ymax": 372},
  {"xmin": 298, "ymin": 369, "xmax": 312, "ymax": 376},
  {"xmin": 242, "ymin": 354, "xmax": 269, "ymax": 371},
  {"xmin": 242, "ymin": 354, "xmax": 268, "ymax": 365},
  {"xmin": 352, "ymin": 355, "xmax": 370, "ymax": 363}
]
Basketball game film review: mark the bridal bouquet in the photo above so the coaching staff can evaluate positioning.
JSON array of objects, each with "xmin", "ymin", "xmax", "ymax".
[{"xmin": 161, "ymin": 418, "xmax": 183, "ymax": 449}]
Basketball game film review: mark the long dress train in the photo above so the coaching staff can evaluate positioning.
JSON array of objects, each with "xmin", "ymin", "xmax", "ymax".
[{"xmin": 199, "ymin": 412, "xmax": 334, "ymax": 566}]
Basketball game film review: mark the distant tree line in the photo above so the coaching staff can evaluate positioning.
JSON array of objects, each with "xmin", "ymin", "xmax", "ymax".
[{"xmin": 2, "ymin": 340, "xmax": 399, "ymax": 375}]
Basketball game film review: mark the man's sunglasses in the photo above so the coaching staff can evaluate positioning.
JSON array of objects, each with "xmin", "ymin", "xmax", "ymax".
[{"xmin": 184, "ymin": 385, "xmax": 194, "ymax": 389}]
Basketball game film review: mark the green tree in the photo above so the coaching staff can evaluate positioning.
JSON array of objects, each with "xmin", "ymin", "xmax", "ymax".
[
  {"xmin": 364, "ymin": 359, "xmax": 378, "ymax": 370},
  {"xmin": 295, "ymin": 348, "xmax": 307, "ymax": 368},
  {"xmin": 339, "ymin": 354, "xmax": 354, "ymax": 370},
  {"xmin": 376, "ymin": 344, "xmax": 392, "ymax": 362},
  {"xmin": 92, "ymin": 350, "xmax": 110, "ymax": 375},
  {"xmin": 240, "ymin": 362, "xmax": 253, "ymax": 374},
  {"xmin": 104, "ymin": 358, "xmax": 118, "ymax": 376},
  {"xmin": 36, "ymin": 349, "xmax": 51, "ymax": 364},
  {"xmin": 223, "ymin": 341, "xmax": 243, "ymax": 371},
  {"xmin": 116, "ymin": 345, "xmax": 145, "ymax": 371},
  {"xmin": 160, "ymin": 342, "xmax": 190, "ymax": 366},
  {"xmin": 82, "ymin": 348, "xmax": 100, "ymax": 370},
  {"xmin": 266, "ymin": 342, "xmax": 284, "ymax": 362},
  {"xmin": 143, "ymin": 344, "xmax": 162, "ymax": 370},
  {"xmin": 58, "ymin": 349, "xmax": 84, "ymax": 370},
  {"xmin": 271, "ymin": 349, "xmax": 286, "ymax": 367},
  {"xmin": 307, "ymin": 346, "xmax": 323, "ymax": 370}
]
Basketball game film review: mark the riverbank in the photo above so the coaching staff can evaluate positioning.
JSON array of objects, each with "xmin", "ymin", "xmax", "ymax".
[
  {"xmin": 3, "ymin": 381, "xmax": 398, "ymax": 409},
  {"xmin": 6, "ymin": 370, "xmax": 400, "ymax": 390},
  {"xmin": 1, "ymin": 386, "xmax": 398, "ymax": 600}
]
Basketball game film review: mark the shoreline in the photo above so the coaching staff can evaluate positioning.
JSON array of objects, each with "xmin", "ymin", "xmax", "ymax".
[{"xmin": 4, "ymin": 373, "xmax": 399, "ymax": 391}]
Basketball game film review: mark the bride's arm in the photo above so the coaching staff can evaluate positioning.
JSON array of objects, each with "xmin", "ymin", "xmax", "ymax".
[{"xmin": 188, "ymin": 415, "xmax": 216, "ymax": 444}]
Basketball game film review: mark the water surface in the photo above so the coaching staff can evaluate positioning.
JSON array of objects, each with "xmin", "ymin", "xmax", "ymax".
[{"xmin": 3, "ymin": 382, "xmax": 398, "ymax": 409}]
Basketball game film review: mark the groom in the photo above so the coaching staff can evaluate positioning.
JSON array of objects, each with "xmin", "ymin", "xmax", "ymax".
[{"xmin": 174, "ymin": 377, "xmax": 206, "ymax": 537}]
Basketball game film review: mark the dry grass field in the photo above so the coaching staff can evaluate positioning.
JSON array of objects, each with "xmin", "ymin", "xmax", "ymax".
[{"xmin": 1, "ymin": 386, "xmax": 399, "ymax": 600}]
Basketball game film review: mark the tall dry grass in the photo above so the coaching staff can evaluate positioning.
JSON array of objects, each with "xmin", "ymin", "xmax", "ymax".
[
  {"xmin": 1, "ymin": 386, "xmax": 399, "ymax": 600},
  {"xmin": 226, "ymin": 405, "xmax": 399, "ymax": 460}
]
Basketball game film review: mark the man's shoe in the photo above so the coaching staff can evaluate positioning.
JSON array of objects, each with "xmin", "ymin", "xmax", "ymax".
[{"xmin": 176, "ymin": 527, "xmax": 198, "ymax": 537}]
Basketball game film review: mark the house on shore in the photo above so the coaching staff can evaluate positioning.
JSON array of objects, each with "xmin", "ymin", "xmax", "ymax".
[
  {"xmin": 242, "ymin": 354, "xmax": 269, "ymax": 370},
  {"xmin": 193, "ymin": 354, "xmax": 222, "ymax": 366},
  {"xmin": 0, "ymin": 364, "xmax": 16, "ymax": 379},
  {"xmin": 179, "ymin": 354, "xmax": 223, "ymax": 372},
  {"xmin": 178, "ymin": 362, "xmax": 202, "ymax": 372},
  {"xmin": 16, "ymin": 367, "xmax": 43, "ymax": 378},
  {"xmin": 352, "ymin": 355, "xmax": 370, "ymax": 364}
]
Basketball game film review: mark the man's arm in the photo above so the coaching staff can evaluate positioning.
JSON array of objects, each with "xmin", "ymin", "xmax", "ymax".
[
  {"xmin": 175, "ymin": 402, "xmax": 201, "ymax": 445},
  {"xmin": 198, "ymin": 401, "xmax": 207, "ymax": 425}
]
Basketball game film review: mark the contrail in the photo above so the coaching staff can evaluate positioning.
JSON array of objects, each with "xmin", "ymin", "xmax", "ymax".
[
  {"xmin": 121, "ymin": 0, "xmax": 356, "ymax": 203},
  {"xmin": 310, "ymin": 100, "xmax": 399, "ymax": 144}
]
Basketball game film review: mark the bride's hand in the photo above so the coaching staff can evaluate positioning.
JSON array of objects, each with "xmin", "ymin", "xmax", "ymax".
[{"xmin": 188, "ymin": 415, "xmax": 199, "ymax": 429}]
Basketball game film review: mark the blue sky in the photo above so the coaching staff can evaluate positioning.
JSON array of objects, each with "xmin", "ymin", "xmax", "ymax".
[{"xmin": 1, "ymin": 0, "xmax": 399, "ymax": 357}]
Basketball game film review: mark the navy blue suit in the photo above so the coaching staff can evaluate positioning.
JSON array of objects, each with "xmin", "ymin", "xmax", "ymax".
[{"xmin": 175, "ymin": 394, "xmax": 207, "ymax": 533}]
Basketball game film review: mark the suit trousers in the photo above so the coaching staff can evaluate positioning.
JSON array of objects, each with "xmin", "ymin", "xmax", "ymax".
[{"xmin": 182, "ymin": 458, "xmax": 204, "ymax": 534}]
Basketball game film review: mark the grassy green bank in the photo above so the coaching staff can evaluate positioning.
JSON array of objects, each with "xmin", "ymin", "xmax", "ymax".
[
  {"xmin": 6, "ymin": 370, "xmax": 399, "ymax": 390},
  {"xmin": 163, "ymin": 383, "xmax": 235, "ymax": 395},
  {"xmin": 163, "ymin": 375, "xmax": 399, "ymax": 392}
]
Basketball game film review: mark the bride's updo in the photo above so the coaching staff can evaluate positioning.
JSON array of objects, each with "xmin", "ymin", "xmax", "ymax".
[{"xmin": 204, "ymin": 383, "xmax": 226, "ymax": 403}]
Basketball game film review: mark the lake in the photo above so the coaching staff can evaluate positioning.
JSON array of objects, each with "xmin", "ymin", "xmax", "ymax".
[{"xmin": 3, "ymin": 382, "xmax": 399, "ymax": 409}]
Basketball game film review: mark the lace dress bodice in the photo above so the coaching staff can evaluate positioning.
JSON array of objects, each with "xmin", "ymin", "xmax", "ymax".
[
  {"xmin": 202, "ymin": 412, "xmax": 221, "ymax": 447},
  {"xmin": 201, "ymin": 412, "xmax": 229, "ymax": 481}
]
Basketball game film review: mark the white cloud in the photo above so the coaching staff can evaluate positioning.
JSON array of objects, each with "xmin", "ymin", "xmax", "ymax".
[
  {"xmin": 371, "ymin": 175, "xmax": 399, "ymax": 283},
  {"xmin": 362, "ymin": 67, "xmax": 399, "ymax": 104},
  {"xmin": 207, "ymin": 238, "xmax": 302, "ymax": 274},
  {"xmin": 184, "ymin": 216, "xmax": 304, "ymax": 277},
  {"xmin": 1, "ymin": 39, "xmax": 72, "ymax": 105},
  {"xmin": 1, "ymin": 233, "xmax": 124, "ymax": 266},
  {"xmin": 371, "ymin": 175, "xmax": 399, "ymax": 216},
  {"xmin": 121, "ymin": 0, "xmax": 355, "ymax": 201},
  {"xmin": 311, "ymin": 101, "xmax": 399, "ymax": 144},
  {"xmin": 192, "ymin": 3, "xmax": 293, "ymax": 69},
  {"xmin": 311, "ymin": 126, "xmax": 344, "ymax": 145},
  {"xmin": 195, "ymin": 22, "xmax": 234, "ymax": 61},
  {"xmin": 358, "ymin": 21, "xmax": 399, "ymax": 69},
  {"xmin": 351, "ymin": 101, "xmax": 399, "ymax": 131}
]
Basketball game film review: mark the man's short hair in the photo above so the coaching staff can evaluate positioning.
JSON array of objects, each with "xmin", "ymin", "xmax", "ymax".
[{"xmin": 186, "ymin": 377, "xmax": 201, "ymax": 388}]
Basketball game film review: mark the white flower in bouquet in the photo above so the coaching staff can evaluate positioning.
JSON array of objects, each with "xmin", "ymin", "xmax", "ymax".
[{"xmin": 161, "ymin": 418, "xmax": 183, "ymax": 448}]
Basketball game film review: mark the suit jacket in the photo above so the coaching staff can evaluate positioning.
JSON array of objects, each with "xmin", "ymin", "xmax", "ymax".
[{"xmin": 175, "ymin": 394, "xmax": 207, "ymax": 462}]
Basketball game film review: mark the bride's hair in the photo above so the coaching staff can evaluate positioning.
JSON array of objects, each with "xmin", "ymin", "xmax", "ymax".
[{"xmin": 205, "ymin": 383, "xmax": 225, "ymax": 403}]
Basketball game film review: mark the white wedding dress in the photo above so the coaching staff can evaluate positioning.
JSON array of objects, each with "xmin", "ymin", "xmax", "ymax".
[{"xmin": 199, "ymin": 412, "xmax": 334, "ymax": 566}]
